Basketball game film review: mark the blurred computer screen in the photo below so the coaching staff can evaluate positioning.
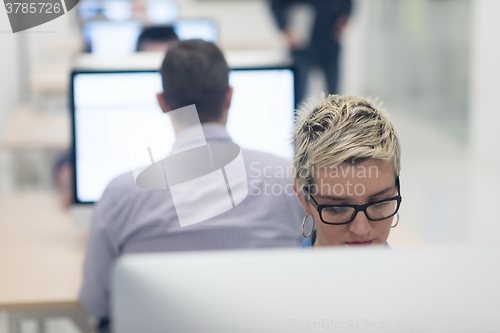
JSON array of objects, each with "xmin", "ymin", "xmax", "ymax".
[
  {"xmin": 173, "ymin": 19, "xmax": 218, "ymax": 43},
  {"xmin": 83, "ymin": 19, "xmax": 218, "ymax": 57},
  {"xmin": 83, "ymin": 20, "xmax": 142, "ymax": 57}
]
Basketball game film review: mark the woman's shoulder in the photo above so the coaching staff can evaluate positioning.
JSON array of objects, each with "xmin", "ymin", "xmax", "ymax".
[
  {"xmin": 299, "ymin": 229, "xmax": 316, "ymax": 248},
  {"xmin": 299, "ymin": 237, "xmax": 313, "ymax": 248}
]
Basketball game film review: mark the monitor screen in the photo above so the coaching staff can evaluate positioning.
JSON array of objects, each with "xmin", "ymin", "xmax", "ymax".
[
  {"xmin": 83, "ymin": 19, "xmax": 217, "ymax": 57},
  {"xmin": 72, "ymin": 68, "xmax": 295, "ymax": 203},
  {"xmin": 173, "ymin": 19, "xmax": 218, "ymax": 43},
  {"xmin": 83, "ymin": 21, "xmax": 142, "ymax": 57},
  {"xmin": 78, "ymin": 0, "xmax": 133, "ymax": 22},
  {"xmin": 146, "ymin": 0, "xmax": 179, "ymax": 24}
]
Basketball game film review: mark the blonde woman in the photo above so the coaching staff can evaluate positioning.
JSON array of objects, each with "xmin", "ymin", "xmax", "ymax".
[{"xmin": 293, "ymin": 95, "xmax": 402, "ymax": 247}]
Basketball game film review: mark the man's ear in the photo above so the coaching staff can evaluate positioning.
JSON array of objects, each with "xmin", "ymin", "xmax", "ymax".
[
  {"xmin": 218, "ymin": 87, "xmax": 233, "ymax": 125},
  {"xmin": 157, "ymin": 92, "xmax": 170, "ymax": 114},
  {"xmin": 224, "ymin": 86, "xmax": 234, "ymax": 111},
  {"xmin": 293, "ymin": 185, "xmax": 313, "ymax": 216}
]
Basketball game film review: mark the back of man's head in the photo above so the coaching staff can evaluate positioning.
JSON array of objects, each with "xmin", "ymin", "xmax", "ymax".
[
  {"xmin": 136, "ymin": 26, "xmax": 178, "ymax": 52},
  {"xmin": 160, "ymin": 39, "xmax": 229, "ymax": 123}
]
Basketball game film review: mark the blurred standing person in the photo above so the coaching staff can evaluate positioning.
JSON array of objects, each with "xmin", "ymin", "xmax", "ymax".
[{"xmin": 271, "ymin": 0, "xmax": 352, "ymax": 104}]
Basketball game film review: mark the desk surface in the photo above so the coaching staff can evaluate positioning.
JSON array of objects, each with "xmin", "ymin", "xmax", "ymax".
[
  {"xmin": 0, "ymin": 109, "xmax": 70, "ymax": 151},
  {"xmin": 0, "ymin": 193, "xmax": 87, "ymax": 311}
]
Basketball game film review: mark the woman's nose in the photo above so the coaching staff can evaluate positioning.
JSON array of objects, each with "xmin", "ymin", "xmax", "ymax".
[{"xmin": 348, "ymin": 211, "xmax": 371, "ymax": 236}]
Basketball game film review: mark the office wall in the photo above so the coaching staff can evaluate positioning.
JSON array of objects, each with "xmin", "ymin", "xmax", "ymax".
[
  {"xmin": 0, "ymin": 11, "xmax": 18, "ymax": 194},
  {"xmin": 467, "ymin": 0, "xmax": 500, "ymax": 243},
  {"xmin": 359, "ymin": 0, "xmax": 470, "ymax": 140},
  {"xmin": 340, "ymin": 0, "xmax": 369, "ymax": 96},
  {"xmin": 175, "ymin": 0, "xmax": 285, "ymax": 50},
  {"xmin": 0, "ymin": 11, "xmax": 18, "ymax": 129},
  {"xmin": 469, "ymin": 0, "xmax": 500, "ymax": 166}
]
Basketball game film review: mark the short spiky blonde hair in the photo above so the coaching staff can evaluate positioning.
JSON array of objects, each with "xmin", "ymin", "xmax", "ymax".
[{"xmin": 293, "ymin": 94, "xmax": 401, "ymax": 190}]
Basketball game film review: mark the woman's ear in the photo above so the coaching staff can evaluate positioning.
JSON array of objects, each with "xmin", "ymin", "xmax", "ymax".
[{"xmin": 293, "ymin": 186, "xmax": 313, "ymax": 216}]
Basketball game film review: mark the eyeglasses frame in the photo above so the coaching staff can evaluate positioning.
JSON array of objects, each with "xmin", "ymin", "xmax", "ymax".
[{"xmin": 303, "ymin": 177, "xmax": 402, "ymax": 225}]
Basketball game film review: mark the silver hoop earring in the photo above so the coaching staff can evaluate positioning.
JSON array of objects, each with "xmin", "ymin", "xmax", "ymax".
[
  {"xmin": 301, "ymin": 215, "xmax": 315, "ymax": 238},
  {"xmin": 391, "ymin": 213, "xmax": 400, "ymax": 228}
]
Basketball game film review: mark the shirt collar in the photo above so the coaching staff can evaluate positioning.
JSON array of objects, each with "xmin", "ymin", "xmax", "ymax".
[
  {"xmin": 199, "ymin": 123, "xmax": 232, "ymax": 141},
  {"xmin": 171, "ymin": 123, "xmax": 232, "ymax": 154}
]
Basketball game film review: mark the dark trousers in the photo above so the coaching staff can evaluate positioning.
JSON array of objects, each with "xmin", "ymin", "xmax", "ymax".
[
  {"xmin": 292, "ymin": 41, "xmax": 341, "ymax": 105},
  {"xmin": 98, "ymin": 318, "xmax": 110, "ymax": 333}
]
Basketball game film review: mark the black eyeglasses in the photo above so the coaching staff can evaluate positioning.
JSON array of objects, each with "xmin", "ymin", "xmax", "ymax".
[{"xmin": 303, "ymin": 177, "xmax": 402, "ymax": 225}]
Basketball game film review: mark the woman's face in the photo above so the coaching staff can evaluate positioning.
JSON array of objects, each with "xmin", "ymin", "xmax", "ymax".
[{"xmin": 297, "ymin": 159, "xmax": 398, "ymax": 247}]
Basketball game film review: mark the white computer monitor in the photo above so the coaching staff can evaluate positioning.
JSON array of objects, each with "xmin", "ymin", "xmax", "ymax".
[
  {"xmin": 78, "ymin": 0, "xmax": 134, "ymax": 22},
  {"xmin": 112, "ymin": 247, "xmax": 500, "ymax": 333},
  {"xmin": 83, "ymin": 21, "xmax": 143, "ymax": 57},
  {"xmin": 173, "ymin": 19, "xmax": 218, "ymax": 43},
  {"xmin": 71, "ymin": 68, "xmax": 295, "ymax": 204},
  {"xmin": 83, "ymin": 19, "xmax": 217, "ymax": 57}
]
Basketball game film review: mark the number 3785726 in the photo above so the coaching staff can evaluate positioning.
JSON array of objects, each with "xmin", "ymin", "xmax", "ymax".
[{"xmin": 5, "ymin": 2, "xmax": 62, "ymax": 14}]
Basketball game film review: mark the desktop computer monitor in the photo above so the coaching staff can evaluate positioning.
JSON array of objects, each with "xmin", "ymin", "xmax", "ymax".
[
  {"xmin": 83, "ymin": 19, "xmax": 217, "ymax": 57},
  {"xmin": 83, "ymin": 20, "xmax": 143, "ymax": 57},
  {"xmin": 113, "ymin": 247, "xmax": 500, "ymax": 333},
  {"xmin": 71, "ymin": 68, "xmax": 295, "ymax": 204},
  {"xmin": 78, "ymin": 0, "xmax": 133, "ymax": 22},
  {"xmin": 173, "ymin": 19, "xmax": 218, "ymax": 43}
]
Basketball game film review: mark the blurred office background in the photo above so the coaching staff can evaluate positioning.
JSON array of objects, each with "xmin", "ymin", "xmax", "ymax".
[
  {"xmin": 0, "ymin": 0, "xmax": 499, "ymax": 265},
  {"xmin": 2, "ymin": 0, "xmax": 500, "ymax": 245}
]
